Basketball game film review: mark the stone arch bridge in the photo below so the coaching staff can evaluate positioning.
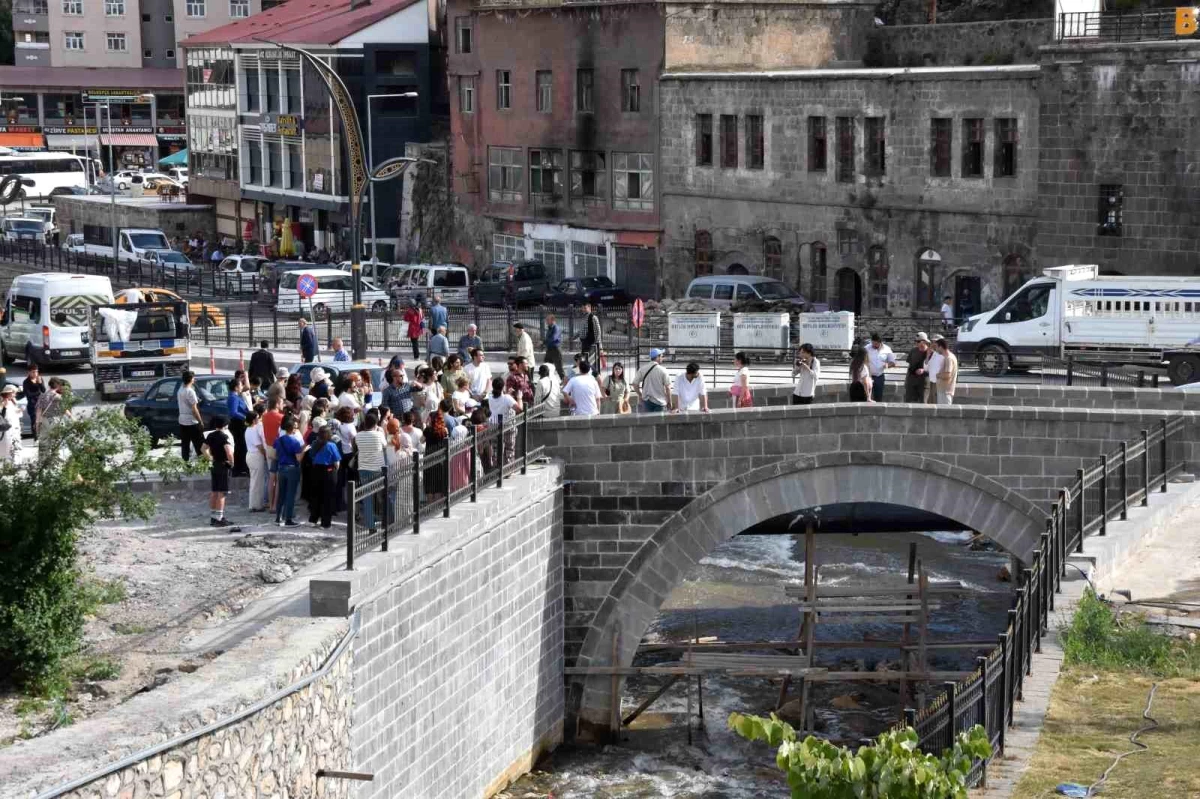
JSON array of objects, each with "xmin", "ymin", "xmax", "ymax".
[{"xmin": 533, "ymin": 384, "xmax": 1200, "ymax": 739}]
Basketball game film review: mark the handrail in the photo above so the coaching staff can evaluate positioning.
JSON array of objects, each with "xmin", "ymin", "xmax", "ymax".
[{"xmin": 895, "ymin": 413, "xmax": 1189, "ymax": 780}]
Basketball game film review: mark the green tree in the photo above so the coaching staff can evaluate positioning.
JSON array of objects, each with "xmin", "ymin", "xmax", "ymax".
[
  {"xmin": 729, "ymin": 713, "xmax": 992, "ymax": 799},
  {"xmin": 0, "ymin": 406, "xmax": 193, "ymax": 691}
]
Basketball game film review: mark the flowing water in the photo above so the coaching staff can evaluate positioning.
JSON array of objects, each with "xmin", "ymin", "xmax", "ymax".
[{"xmin": 500, "ymin": 531, "xmax": 1014, "ymax": 799}]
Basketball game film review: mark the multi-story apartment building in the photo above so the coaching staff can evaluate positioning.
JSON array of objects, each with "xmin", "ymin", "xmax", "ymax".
[{"xmin": 182, "ymin": 0, "xmax": 444, "ymax": 257}]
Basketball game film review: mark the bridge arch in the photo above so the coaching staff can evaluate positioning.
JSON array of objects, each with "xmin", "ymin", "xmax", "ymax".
[{"xmin": 570, "ymin": 450, "xmax": 1045, "ymax": 738}]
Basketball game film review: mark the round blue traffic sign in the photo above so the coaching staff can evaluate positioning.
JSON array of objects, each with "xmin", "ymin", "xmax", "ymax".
[{"xmin": 297, "ymin": 273, "xmax": 318, "ymax": 299}]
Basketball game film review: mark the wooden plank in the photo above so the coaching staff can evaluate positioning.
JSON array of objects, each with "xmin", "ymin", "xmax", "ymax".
[
  {"xmin": 813, "ymin": 615, "xmax": 922, "ymax": 624},
  {"xmin": 808, "ymin": 671, "xmax": 975, "ymax": 682},
  {"xmin": 638, "ymin": 639, "xmax": 998, "ymax": 653},
  {"xmin": 622, "ymin": 675, "xmax": 682, "ymax": 727},
  {"xmin": 792, "ymin": 602, "xmax": 943, "ymax": 613},
  {"xmin": 783, "ymin": 582, "xmax": 966, "ymax": 598}
]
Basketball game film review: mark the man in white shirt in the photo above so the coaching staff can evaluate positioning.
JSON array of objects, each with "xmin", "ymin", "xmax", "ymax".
[
  {"xmin": 864, "ymin": 332, "xmax": 896, "ymax": 402},
  {"xmin": 923, "ymin": 344, "xmax": 944, "ymax": 405},
  {"xmin": 941, "ymin": 295, "xmax": 955, "ymax": 330},
  {"xmin": 562, "ymin": 360, "xmax": 603, "ymax": 417},
  {"xmin": 513, "ymin": 322, "xmax": 535, "ymax": 366},
  {"xmin": 465, "ymin": 348, "xmax": 492, "ymax": 400},
  {"xmin": 672, "ymin": 362, "xmax": 709, "ymax": 413}
]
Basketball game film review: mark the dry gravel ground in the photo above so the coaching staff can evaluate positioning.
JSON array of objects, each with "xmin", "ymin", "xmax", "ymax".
[{"xmin": 0, "ymin": 489, "xmax": 341, "ymax": 746}]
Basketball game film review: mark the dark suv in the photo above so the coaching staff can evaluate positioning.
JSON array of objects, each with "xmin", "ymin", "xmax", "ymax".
[{"xmin": 473, "ymin": 260, "xmax": 552, "ymax": 307}]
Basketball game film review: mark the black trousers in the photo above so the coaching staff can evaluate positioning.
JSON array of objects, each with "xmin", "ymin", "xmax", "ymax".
[
  {"xmin": 309, "ymin": 465, "xmax": 338, "ymax": 528},
  {"xmin": 410, "ymin": 338, "xmax": 421, "ymax": 360},
  {"xmin": 179, "ymin": 423, "xmax": 205, "ymax": 461},
  {"xmin": 791, "ymin": 395, "xmax": 814, "ymax": 406},
  {"xmin": 229, "ymin": 418, "xmax": 248, "ymax": 474},
  {"xmin": 544, "ymin": 346, "xmax": 564, "ymax": 380}
]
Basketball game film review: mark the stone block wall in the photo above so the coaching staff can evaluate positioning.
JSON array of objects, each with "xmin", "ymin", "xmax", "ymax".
[{"xmin": 865, "ymin": 19, "xmax": 1053, "ymax": 68}]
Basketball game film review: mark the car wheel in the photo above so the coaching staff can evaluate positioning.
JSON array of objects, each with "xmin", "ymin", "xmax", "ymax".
[
  {"xmin": 1168, "ymin": 354, "xmax": 1200, "ymax": 386},
  {"xmin": 371, "ymin": 300, "xmax": 388, "ymax": 313},
  {"xmin": 197, "ymin": 314, "xmax": 217, "ymax": 328},
  {"xmin": 24, "ymin": 344, "xmax": 38, "ymax": 367},
  {"xmin": 976, "ymin": 343, "xmax": 1010, "ymax": 377}
]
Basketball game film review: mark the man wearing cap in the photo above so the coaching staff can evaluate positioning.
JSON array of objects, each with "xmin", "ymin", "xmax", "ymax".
[
  {"xmin": 934, "ymin": 337, "xmax": 959, "ymax": 405},
  {"xmin": 458, "ymin": 323, "xmax": 482, "ymax": 362},
  {"xmin": 267, "ymin": 367, "xmax": 289, "ymax": 406},
  {"xmin": 904, "ymin": 332, "xmax": 931, "ymax": 403},
  {"xmin": 865, "ymin": 332, "xmax": 896, "ymax": 402},
  {"xmin": 633, "ymin": 349, "xmax": 671, "ymax": 413},
  {"xmin": 513, "ymin": 322, "xmax": 535, "ymax": 365}
]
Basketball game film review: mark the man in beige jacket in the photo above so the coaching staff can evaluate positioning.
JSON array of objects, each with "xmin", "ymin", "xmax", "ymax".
[{"xmin": 934, "ymin": 337, "xmax": 959, "ymax": 405}]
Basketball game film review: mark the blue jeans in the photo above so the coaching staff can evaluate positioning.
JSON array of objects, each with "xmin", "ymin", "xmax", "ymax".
[
  {"xmin": 358, "ymin": 469, "xmax": 381, "ymax": 530},
  {"xmin": 640, "ymin": 399, "xmax": 666, "ymax": 413},
  {"xmin": 275, "ymin": 464, "xmax": 300, "ymax": 523},
  {"xmin": 871, "ymin": 374, "xmax": 886, "ymax": 402}
]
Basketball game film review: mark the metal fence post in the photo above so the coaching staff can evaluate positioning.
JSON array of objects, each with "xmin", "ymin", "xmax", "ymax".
[
  {"xmin": 470, "ymin": 424, "xmax": 478, "ymax": 502},
  {"xmin": 346, "ymin": 480, "xmax": 357, "ymax": 570},
  {"xmin": 1075, "ymin": 468, "xmax": 1085, "ymax": 552},
  {"xmin": 1008, "ymin": 608, "xmax": 1021, "ymax": 701},
  {"xmin": 904, "ymin": 707, "xmax": 916, "ymax": 731},
  {"xmin": 1099, "ymin": 455, "xmax": 1108, "ymax": 536},
  {"xmin": 1100, "ymin": 364, "xmax": 1108, "ymax": 387},
  {"xmin": 248, "ymin": 301, "xmax": 255, "ymax": 347},
  {"xmin": 1044, "ymin": 524, "xmax": 1055, "ymax": 612},
  {"xmin": 1120, "ymin": 441, "xmax": 1128, "ymax": 520},
  {"xmin": 1066, "ymin": 356, "xmax": 1074, "ymax": 386},
  {"xmin": 273, "ymin": 307, "xmax": 279, "ymax": 349},
  {"xmin": 977, "ymin": 656, "xmax": 989, "ymax": 742},
  {"xmin": 202, "ymin": 305, "xmax": 210, "ymax": 347},
  {"xmin": 521, "ymin": 404, "xmax": 529, "ymax": 475},
  {"xmin": 381, "ymin": 465, "xmax": 390, "ymax": 551},
  {"xmin": 383, "ymin": 309, "xmax": 390, "ymax": 352},
  {"xmin": 412, "ymin": 451, "xmax": 422, "ymax": 535},
  {"xmin": 225, "ymin": 306, "xmax": 232, "ymax": 347},
  {"xmin": 997, "ymin": 633, "xmax": 1010, "ymax": 738},
  {"xmin": 326, "ymin": 310, "xmax": 333, "ymax": 350},
  {"xmin": 946, "ymin": 682, "xmax": 958, "ymax": 741},
  {"xmin": 1160, "ymin": 418, "xmax": 1169, "ymax": 493},
  {"xmin": 443, "ymin": 437, "xmax": 452, "ymax": 519}
]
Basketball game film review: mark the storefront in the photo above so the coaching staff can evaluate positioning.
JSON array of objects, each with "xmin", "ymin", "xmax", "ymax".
[
  {"xmin": 156, "ymin": 126, "xmax": 187, "ymax": 160},
  {"xmin": 0, "ymin": 125, "xmax": 45, "ymax": 151},
  {"xmin": 98, "ymin": 132, "xmax": 158, "ymax": 171}
]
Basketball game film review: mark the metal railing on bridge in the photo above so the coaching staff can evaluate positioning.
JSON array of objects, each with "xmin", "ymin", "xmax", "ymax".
[
  {"xmin": 1039, "ymin": 356, "xmax": 1164, "ymax": 389},
  {"xmin": 1057, "ymin": 9, "xmax": 1189, "ymax": 43},
  {"xmin": 344, "ymin": 404, "xmax": 546, "ymax": 570},
  {"xmin": 899, "ymin": 415, "xmax": 1188, "ymax": 784}
]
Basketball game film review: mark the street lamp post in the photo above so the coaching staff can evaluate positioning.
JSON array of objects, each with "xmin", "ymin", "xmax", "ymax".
[{"xmin": 366, "ymin": 91, "xmax": 419, "ymax": 268}]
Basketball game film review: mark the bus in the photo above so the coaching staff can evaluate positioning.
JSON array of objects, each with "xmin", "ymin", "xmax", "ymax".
[{"xmin": 0, "ymin": 149, "xmax": 90, "ymax": 199}]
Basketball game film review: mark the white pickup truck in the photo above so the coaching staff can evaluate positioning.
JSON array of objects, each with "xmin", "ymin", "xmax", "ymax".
[
  {"xmin": 956, "ymin": 264, "xmax": 1200, "ymax": 385},
  {"xmin": 64, "ymin": 228, "xmax": 172, "ymax": 268}
]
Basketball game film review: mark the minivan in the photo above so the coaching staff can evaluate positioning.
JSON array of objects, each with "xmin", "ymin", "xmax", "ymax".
[
  {"xmin": 0, "ymin": 272, "xmax": 115, "ymax": 366},
  {"xmin": 273, "ymin": 268, "xmax": 390, "ymax": 318},
  {"xmin": 474, "ymin": 260, "xmax": 552, "ymax": 307},
  {"xmin": 683, "ymin": 275, "xmax": 807, "ymax": 309},
  {"xmin": 389, "ymin": 263, "xmax": 472, "ymax": 307}
]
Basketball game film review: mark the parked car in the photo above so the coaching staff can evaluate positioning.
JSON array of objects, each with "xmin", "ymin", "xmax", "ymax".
[
  {"xmin": 115, "ymin": 287, "xmax": 225, "ymax": 328},
  {"xmin": 216, "ymin": 254, "xmax": 268, "ymax": 294},
  {"xmin": 543, "ymin": 276, "xmax": 630, "ymax": 307},
  {"xmin": 111, "ymin": 171, "xmax": 140, "ymax": 191},
  {"xmin": 123, "ymin": 375, "xmax": 230, "ymax": 444},
  {"xmin": 164, "ymin": 166, "xmax": 189, "ymax": 186},
  {"xmin": 289, "ymin": 362, "xmax": 385, "ymax": 405},
  {"xmin": 143, "ymin": 250, "xmax": 200, "ymax": 285},
  {"xmin": 273, "ymin": 267, "xmax": 389, "ymax": 318},
  {"xmin": 388, "ymin": 263, "xmax": 472, "ymax": 307},
  {"xmin": 683, "ymin": 275, "xmax": 808, "ymax": 309},
  {"xmin": 474, "ymin": 260, "xmax": 552, "ymax": 307}
]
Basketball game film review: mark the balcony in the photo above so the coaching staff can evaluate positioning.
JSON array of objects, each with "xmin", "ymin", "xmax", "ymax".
[{"xmin": 1057, "ymin": 10, "xmax": 1198, "ymax": 44}]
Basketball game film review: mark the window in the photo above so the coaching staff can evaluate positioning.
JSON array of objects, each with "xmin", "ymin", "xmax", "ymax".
[
  {"xmin": 720, "ymin": 115, "xmax": 738, "ymax": 169},
  {"xmin": 696, "ymin": 114, "xmax": 712, "ymax": 166},
  {"xmin": 808, "ymin": 116, "xmax": 826, "ymax": 173},
  {"xmin": 621, "ymin": 69, "xmax": 640, "ymax": 113},
  {"xmin": 995, "ymin": 118, "xmax": 1018, "ymax": 177},
  {"xmin": 1098, "ymin": 184, "xmax": 1123, "ymax": 236},
  {"xmin": 185, "ymin": 0, "xmax": 204, "ymax": 15},
  {"xmin": 999, "ymin": 284, "xmax": 1052, "ymax": 324},
  {"xmin": 836, "ymin": 117, "xmax": 855, "ymax": 183},
  {"xmin": 570, "ymin": 151, "xmax": 606, "ymax": 206},
  {"xmin": 62, "ymin": 0, "xmax": 81, "ymax": 12},
  {"xmin": 962, "ymin": 118, "xmax": 984, "ymax": 178},
  {"xmin": 104, "ymin": 0, "xmax": 123, "ymax": 14},
  {"xmin": 930, "ymin": 118, "xmax": 952, "ymax": 177},
  {"xmin": 496, "ymin": 70, "xmax": 511, "ymax": 110},
  {"xmin": 165, "ymin": 48, "xmax": 175, "ymax": 59},
  {"xmin": 713, "ymin": 284, "xmax": 734, "ymax": 302},
  {"xmin": 15, "ymin": 0, "xmax": 49, "ymax": 12},
  {"xmin": 266, "ymin": 139, "xmax": 283, "ymax": 187},
  {"xmin": 916, "ymin": 248, "xmax": 941, "ymax": 309},
  {"xmin": 763, "ymin": 236, "xmax": 782, "ymax": 279},
  {"xmin": 141, "ymin": 11, "xmax": 149, "ymax": 20},
  {"xmin": 488, "ymin": 146, "xmax": 524, "ymax": 202},
  {"xmin": 246, "ymin": 138, "xmax": 263, "ymax": 184},
  {"xmin": 64, "ymin": 31, "xmax": 84, "ymax": 49},
  {"xmin": 576, "ymin": 69, "xmax": 593, "ymax": 113},
  {"xmin": 837, "ymin": 228, "xmax": 857, "ymax": 256},
  {"xmin": 573, "ymin": 242, "xmax": 606, "ymax": 278},
  {"xmin": 284, "ymin": 67, "xmax": 301, "ymax": 113},
  {"xmin": 230, "ymin": 0, "xmax": 248, "ymax": 17},
  {"xmin": 458, "ymin": 76, "xmax": 474, "ymax": 114},
  {"xmin": 810, "ymin": 243, "xmax": 827, "ymax": 303},
  {"xmin": 455, "ymin": 16, "xmax": 472, "ymax": 54},
  {"xmin": 868, "ymin": 246, "xmax": 888, "ymax": 312},
  {"xmin": 612, "ymin": 152, "xmax": 653, "ymax": 211},
  {"xmin": 695, "ymin": 230, "xmax": 712, "ymax": 276},
  {"xmin": 865, "ymin": 116, "xmax": 885, "ymax": 177},
  {"xmin": 493, "ymin": 233, "xmax": 524, "ymax": 263},
  {"xmin": 165, "ymin": 13, "xmax": 172, "ymax": 21},
  {"xmin": 264, "ymin": 64, "xmax": 280, "ymax": 113},
  {"xmin": 144, "ymin": 49, "xmax": 153, "ymax": 58},
  {"xmin": 244, "ymin": 64, "xmax": 261, "ymax": 112},
  {"xmin": 746, "ymin": 114, "xmax": 764, "ymax": 170},
  {"xmin": 106, "ymin": 32, "xmax": 126, "ymax": 51},
  {"xmin": 529, "ymin": 149, "xmax": 563, "ymax": 197},
  {"xmin": 536, "ymin": 71, "xmax": 552, "ymax": 114},
  {"xmin": 532, "ymin": 240, "xmax": 566, "ymax": 283}
]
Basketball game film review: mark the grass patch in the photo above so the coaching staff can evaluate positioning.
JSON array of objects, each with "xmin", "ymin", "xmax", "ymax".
[
  {"xmin": 13, "ymin": 697, "xmax": 45, "ymax": 717},
  {"xmin": 111, "ymin": 621, "xmax": 147, "ymax": 635},
  {"xmin": 1062, "ymin": 589, "xmax": 1200, "ymax": 676},
  {"xmin": 69, "ymin": 657, "xmax": 121, "ymax": 682},
  {"xmin": 79, "ymin": 577, "xmax": 127, "ymax": 611}
]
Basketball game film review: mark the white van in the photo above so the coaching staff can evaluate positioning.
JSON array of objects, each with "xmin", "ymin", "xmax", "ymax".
[
  {"xmin": 274, "ymin": 268, "xmax": 390, "ymax": 318},
  {"xmin": 0, "ymin": 273, "xmax": 115, "ymax": 366},
  {"xmin": 389, "ymin": 263, "xmax": 471, "ymax": 307}
]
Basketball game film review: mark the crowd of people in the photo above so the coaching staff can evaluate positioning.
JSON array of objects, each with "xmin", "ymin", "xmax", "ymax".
[{"xmin": 844, "ymin": 331, "xmax": 959, "ymax": 405}]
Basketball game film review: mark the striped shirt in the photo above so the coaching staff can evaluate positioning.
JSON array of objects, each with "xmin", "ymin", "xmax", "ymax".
[{"xmin": 356, "ymin": 429, "xmax": 387, "ymax": 472}]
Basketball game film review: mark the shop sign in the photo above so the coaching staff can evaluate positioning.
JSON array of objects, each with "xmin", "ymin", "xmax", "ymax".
[
  {"xmin": 298, "ymin": 208, "xmax": 313, "ymax": 223},
  {"xmin": 43, "ymin": 125, "xmax": 98, "ymax": 134},
  {"xmin": 798, "ymin": 311, "xmax": 856, "ymax": 351},
  {"xmin": 156, "ymin": 126, "xmax": 186, "ymax": 134},
  {"xmin": 82, "ymin": 89, "xmax": 152, "ymax": 104},
  {"xmin": 258, "ymin": 48, "xmax": 300, "ymax": 61},
  {"xmin": 668, "ymin": 312, "xmax": 721, "ymax": 349},
  {"xmin": 262, "ymin": 114, "xmax": 303, "ymax": 136},
  {"xmin": 733, "ymin": 313, "xmax": 790, "ymax": 351},
  {"xmin": 0, "ymin": 125, "xmax": 41, "ymax": 133}
]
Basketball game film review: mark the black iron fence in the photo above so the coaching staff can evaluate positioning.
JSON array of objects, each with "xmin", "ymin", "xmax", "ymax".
[
  {"xmin": 1058, "ymin": 10, "xmax": 1188, "ymax": 43},
  {"xmin": 1039, "ymin": 356, "xmax": 1164, "ymax": 389},
  {"xmin": 345, "ymin": 404, "xmax": 545, "ymax": 569},
  {"xmin": 900, "ymin": 415, "xmax": 1187, "ymax": 783}
]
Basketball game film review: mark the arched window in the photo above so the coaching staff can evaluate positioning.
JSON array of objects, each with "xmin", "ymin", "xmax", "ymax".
[
  {"xmin": 916, "ymin": 248, "xmax": 941, "ymax": 310},
  {"xmin": 1002, "ymin": 254, "xmax": 1030, "ymax": 299},
  {"xmin": 868, "ymin": 245, "xmax": 888, "ymax": 313},
  {"xmin": 694, "ymin": 230, "xmax": 712, "ymax": 276},
  {"xmin": 763, "ymin": 236, "xmax": 782, "ymax": 280},
  {"xmin": 810, "ymin": 242, "xmax": 827, "ymax": 304}
]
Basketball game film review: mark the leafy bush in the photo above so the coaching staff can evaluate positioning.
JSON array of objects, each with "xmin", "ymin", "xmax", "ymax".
[
  {"xmin": 0, "ymin": 407, "xmax": 191, "ymax": 692},
  {"xmin": 729, "ymin": 713, "xmax": 992, "ymax": 799},
  {"xmin": 1062, "ymin": 588, "xmax": 1200, "ymax": 676}
]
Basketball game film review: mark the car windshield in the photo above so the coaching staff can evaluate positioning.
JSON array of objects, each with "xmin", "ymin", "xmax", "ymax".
[
  {"xmin": 196, "ymin": 379, "xmax": 229, "ymax": 400},
  {"xmin": 580, "ymin": 277, "xmax": 614, "ymax": 289},
  {"xmin": 754, "ymin": 281, "xmax": 801, "ymax": 300},
  {"xmin": 10, "ymin": 221, "xmax": 41, "ymax": 231},
  {"xmin": 160, "ymin": 252, "xmax": 189, "ymax": 264},
  {"xmin": 129, "ymin": 232, "xmax": 169, "ymax": 249},
  {"xmin": 239, "ymin": 259, "xmax": 264, "ymax": 273}
]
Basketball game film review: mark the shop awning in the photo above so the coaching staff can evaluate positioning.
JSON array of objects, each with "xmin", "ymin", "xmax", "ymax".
[
  {"xmin": 46, "ymin": 134, "xmax": 99, "ymax": 151},
  {"xmin": 99, "ymin": 133, "xmax": 158, "ymax": 147},
  {"xmin": 0, "ymin": 133, "xmax": 45, "ymax": 149},
  {"xmin": 158, "ymin": 148, "xmax": 187, "ymax": 166}
]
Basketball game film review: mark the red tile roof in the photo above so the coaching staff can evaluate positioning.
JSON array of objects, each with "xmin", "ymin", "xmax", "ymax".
[
  {"xmin": 0, "ymin": 66, "xmax": 185, "ymax": 91},
  {"xmin": 182, "ymin": 0, "xmax": 423, "ymax": 47}
]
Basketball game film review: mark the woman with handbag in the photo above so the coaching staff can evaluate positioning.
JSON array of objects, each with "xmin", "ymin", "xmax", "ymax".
[{"xmin": 601, "ymin": 362, "xmax": 631, "ymax": 415}]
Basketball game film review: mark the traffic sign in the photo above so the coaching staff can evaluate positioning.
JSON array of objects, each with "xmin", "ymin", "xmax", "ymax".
[
  {"xmin": 631, "ymin": 298, "xmax": 645, "ymax": 329},
  {"xmin": 297, "ymin": 273, "xmax": 318, "ymax": 299}
]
